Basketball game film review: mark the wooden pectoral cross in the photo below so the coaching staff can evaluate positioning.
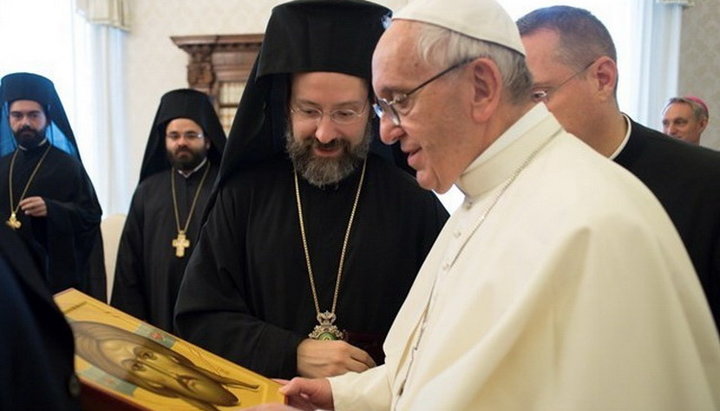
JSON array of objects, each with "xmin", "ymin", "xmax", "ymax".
[{"xmin": 172, "ymin": 230, "xmax": 190, "ymax": 258}]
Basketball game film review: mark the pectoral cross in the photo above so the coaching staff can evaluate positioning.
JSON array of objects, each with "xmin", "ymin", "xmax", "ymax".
[
  {"xmin": 308, "ymin": 311, "xmax": 344, "ymax": 341},
  {"xmin": 172, "ymin": 230, "xmax": 190, "ymax": 258},
  {"xmin": 5, "ymin": 212, "xmax": 21, "ymax": 230}
]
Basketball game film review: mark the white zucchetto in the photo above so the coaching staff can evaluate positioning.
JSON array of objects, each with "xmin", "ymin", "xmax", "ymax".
[{"xmin": 394, "ymin": 0, "xmax": 526, "ymax": 56}]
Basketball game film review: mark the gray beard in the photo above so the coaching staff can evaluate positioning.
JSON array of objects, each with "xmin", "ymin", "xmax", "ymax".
[{"xmin": 286, "ymin": 126, "xmax": 371, "ymax": 188}]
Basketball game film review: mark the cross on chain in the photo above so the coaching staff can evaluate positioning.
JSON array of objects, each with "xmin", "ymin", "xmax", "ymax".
[{"xmin": 172, "ymin": 231, "xmax": 190, "ymax": 258}]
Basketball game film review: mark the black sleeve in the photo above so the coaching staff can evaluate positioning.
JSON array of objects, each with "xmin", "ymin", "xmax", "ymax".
[
  {"xmin": 111, "ymin": 188, "xmax": 149, "ymax": 321},
  {"xmin": 0, "ymin": 226, "xmax": 80, "ymax": 411},
  {"xmin": 41, "ymin": 160, "xmax": 102, "ymax": 293},
  {"xmin": 83, "ymin": 230, "xmax": 108, "ymax": 302}
]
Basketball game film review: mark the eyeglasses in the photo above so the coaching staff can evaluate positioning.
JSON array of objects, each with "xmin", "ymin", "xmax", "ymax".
[
  {"xmin": 531, "ymin": 59, "xmax": 597, "ymax": 103},
  {"xmin": 373, "ymin": 58, "xmax": 474, "ymax": 127},
  {"xmin": 290, "ymin": 104, "xmax": 368, "ymax": 126},
  {"xmin": 166, "ymin": 131, "xmax": 204, "ymax": 141}
]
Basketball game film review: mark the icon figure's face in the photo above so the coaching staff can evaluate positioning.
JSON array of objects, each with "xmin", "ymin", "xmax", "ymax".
[{"xmin": 98, "ymin": 339, "xmax": 238, "ymax": 405}]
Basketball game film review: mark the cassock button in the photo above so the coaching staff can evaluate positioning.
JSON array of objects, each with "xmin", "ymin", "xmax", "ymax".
[
  {"xmin": 67, "ymin": 374, "xmax": 81, "ymax": 397},
  {"xmin": 463, "ymin": 201, "xmax": 473, "ymax": 210},
  {"xmin": 453, "ymin": 230, "xmax": 461, "ymax": 238},
  {"xmin": 442, "ymin": 262, "xmax": 450, "ymax": 270}
]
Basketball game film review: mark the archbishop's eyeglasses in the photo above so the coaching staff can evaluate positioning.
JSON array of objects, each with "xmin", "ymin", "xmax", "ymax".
[
  {"xmin": 531, "ymin": 59, "xmax": 598, "ymax": 103},
  {"xmin": 373, "ymin": 58, "xmax": 475, "ymax": 127},
  {"xmin": 166, "ymin": 131, "xmax": 204, "ymax": 141},
  {"xmin": 290, "ymin": 103, "xmax": 368, "ymax": 126}
]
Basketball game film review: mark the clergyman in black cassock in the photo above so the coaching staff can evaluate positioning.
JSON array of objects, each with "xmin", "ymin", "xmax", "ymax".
[
  {"xmin": 111, "ymin": 89, "xmax": 226, "ymax": 332},
  {"xmin": 175, "ymin": 0, "xmax": 449, "ymax": 380},
  {"xmin": 0, "ymin": 224, "xmax": 81, "ymax": 410},
  {"xmin": 517, "ymin": 7, "xmax": 720, "ymax": 331},
  {"xmin": 0, "ymin": 72, "xmax": 103, "ymax": 297}
]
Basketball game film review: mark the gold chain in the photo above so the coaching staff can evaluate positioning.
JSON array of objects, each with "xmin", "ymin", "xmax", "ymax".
[
  {"xmin": 7, "ymin": 144, "xmax": 52, "ymax": 226},
  {"xmin": 170, "ymin": 161, "xmax": 211, "ymax": 235},
  {"xmin": 294, "ymin": 159, "xmax": 367, "ymax": 319}
]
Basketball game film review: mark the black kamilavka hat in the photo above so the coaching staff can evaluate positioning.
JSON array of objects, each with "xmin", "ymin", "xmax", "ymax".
[
  {"xmin": 138, "ymin": 88, "xmax": 227, "ymax": 183},
  {"xmin": 0, "ymin": 72, "xmax": 80, "ymax": 159},
  {"xmin": 208, "ymin": 0, "xmax": 409, "ymax": 218}
]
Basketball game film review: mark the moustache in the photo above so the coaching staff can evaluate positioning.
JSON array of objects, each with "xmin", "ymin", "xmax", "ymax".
[{"xmin": 311, "ymin": 138, "xmax": 348, "ymax": 151}]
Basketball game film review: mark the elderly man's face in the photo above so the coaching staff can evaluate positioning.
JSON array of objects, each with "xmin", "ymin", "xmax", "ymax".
[
  {"xmin": 372, "ymin": 21, "xmax": 479, "ymax": 194},
  {"xmin": 522, "ymin": 29, "xmax": 598, "ymax": 142},
  {"xmin": 287, "ymin": 71, "xmax": 371, "ymax": 187},
  {"xmin": 662, "ymin": 102, "xmax": 706, "ymax": 145}
]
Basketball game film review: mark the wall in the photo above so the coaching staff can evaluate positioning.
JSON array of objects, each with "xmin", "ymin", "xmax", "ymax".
[
  {"xmin": 124, "ymin": 0, "xmax": 282, "ymax": 201},
  {"xmin": 678, "ymin": 0, "xmax": 720, "ymax": 149},
  {"xmin": 123, "ymin": 0, "xmax": 408, "ymax": 210},
  {"xmin": 123, "ymin": 0, "xmax": 717, "ymax": 212}
]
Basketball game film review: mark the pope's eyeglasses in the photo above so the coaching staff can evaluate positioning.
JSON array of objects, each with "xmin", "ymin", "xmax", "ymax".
[{"xmin": 373, "ymin": 58, "xmax": 475, "ymax": 127}]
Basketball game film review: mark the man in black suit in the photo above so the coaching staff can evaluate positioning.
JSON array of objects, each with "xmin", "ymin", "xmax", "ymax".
[
  {"xmin": 517, "ymin": 6, "xmax": 720, "ymax": 331},
  {"xmin": 0, "ymin": 224, "xmax": 80, "ymax": 410}
]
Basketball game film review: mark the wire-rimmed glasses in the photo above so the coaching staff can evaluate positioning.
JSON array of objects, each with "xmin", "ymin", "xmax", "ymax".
[
  {"xmin": 530, "ymin": 59, "xmax": 598, "ymax": 103},
  {"xmin": 290, "ymin": 104, "xmax": 368, "ymax": 126},
  {"xmin": 373, "ymin": 58, "xmax": 475, "ymax": 127}
]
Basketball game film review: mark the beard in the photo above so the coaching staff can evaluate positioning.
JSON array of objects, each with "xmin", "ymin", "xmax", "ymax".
[
  {"xmin": 166, "ymin": 146, "xmax": 208, "ymax": 171},
  {"xmin": 286, "ymin": 125, "xmax": 371, "ymax": 188},
  {"xmin": 13, "ymin": 125, "xmax": 47, "ymax": 148}
]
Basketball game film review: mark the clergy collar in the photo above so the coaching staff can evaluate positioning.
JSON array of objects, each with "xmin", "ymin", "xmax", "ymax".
[
  {"xmin": 456, "ymin": 104, "xmax": 561, "ymax": 198},
  {"xmin": 18, "ymin": 137, "xmax": 49, "ymax": 152},
  {"xmin": 176, "ymin": 157, "xmax": 208, "ymax": 178},
  {"xmin": 608, "ymin": 114, "xmax": 632, "ymax": 160}
]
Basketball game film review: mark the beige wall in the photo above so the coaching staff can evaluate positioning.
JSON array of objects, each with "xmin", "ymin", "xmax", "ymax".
[
  {"xmin": 678, "ymin": 0, "xmax": 720, "ymax": 150},
  {"xmin": 123, "ymin": 0, "xmax": 408, "ymax": 203},
  {"xmin": 124, "ymin": 0, "xmax": 283, "ymax": 198},
  {"xmin": 123, "ymin": 0, "xmax": 717, "ymax": 208}
]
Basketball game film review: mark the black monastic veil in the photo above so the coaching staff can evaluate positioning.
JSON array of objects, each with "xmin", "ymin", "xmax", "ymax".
[
  {"xmin": 0, "ymin": 72, "xmax": 103, "ymax": 297},
  {"xmin": 111, "ymin": 89, "xmax": 226, "ymax": 332}
]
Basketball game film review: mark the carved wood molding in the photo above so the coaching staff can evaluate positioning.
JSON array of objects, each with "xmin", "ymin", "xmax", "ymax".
[
  {"xmin": 172, "ymin": 34, "xmax": 264, "ymax": 132},
  {"xmin": 171, "ymin": 34, "xmax": 263, "ymax": 94}
]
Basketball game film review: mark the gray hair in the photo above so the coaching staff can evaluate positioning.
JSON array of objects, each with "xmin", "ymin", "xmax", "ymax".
[
  {"xmin": 665, "ymin": 97, "xmax": 709, "ymax": 121},
  {"xmin": 415, "ymin": 23, "xmax": 533, "ymax": 105}
]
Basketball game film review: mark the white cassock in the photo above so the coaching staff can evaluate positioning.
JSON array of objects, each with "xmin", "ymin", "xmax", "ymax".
[{"xmin": 329, "ymin": 104, "xmax": 720, "ymax": 410}]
